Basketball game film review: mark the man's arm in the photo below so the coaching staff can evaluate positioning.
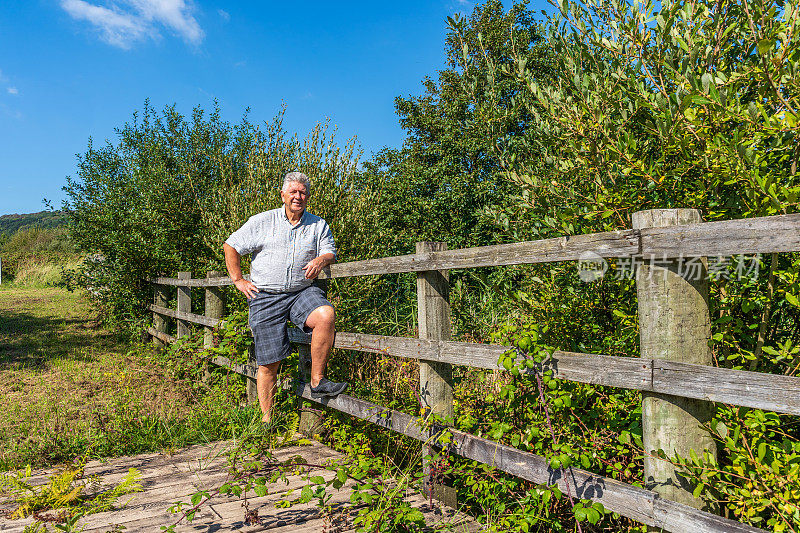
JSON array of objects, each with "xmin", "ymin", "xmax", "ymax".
[
  {"xmin": 302, "ymin": 253, "xmax": 335, "ymax": 280},
  {"xmin": 223, "ymin": 242, "xmax": 258, "ymax": 299}
]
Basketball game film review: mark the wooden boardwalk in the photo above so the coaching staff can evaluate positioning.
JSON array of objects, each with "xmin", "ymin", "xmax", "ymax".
[{"xmin": 0, "ymin": 438, "xmax": 481, "ymax": 532}]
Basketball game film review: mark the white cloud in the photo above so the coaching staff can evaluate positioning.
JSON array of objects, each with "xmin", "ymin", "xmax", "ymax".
[
  {"xmin": 0, "ymin": 69, "xmax": 18, "ymax": 96},
  {"xmin": 60, "ymin": 0, "xmax": 147, "ymax": 48},
  {"xmin": 60, "ymin": 0, "xmax": 204, "ymax": 49},
  {"xmin": 217, "ymin": 9, "xmax": 230, "ymax": 21},
  {"xmin": 450, "ymin": 0, "xmax": 473, "ymax": 11},
  {"xmin": 129, "ymin": 0, "xmax": 203, "ymax": 43}
]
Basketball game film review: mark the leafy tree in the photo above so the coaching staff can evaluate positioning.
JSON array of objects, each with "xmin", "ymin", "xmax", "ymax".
[
  {"xmin": 63, "ymin": 101, "xmax": 223, "ymax": 325},
  {"xmin": 489, "ymin": 0, "xmax": 800, "ymax": 365},
  {"xmin": 365, "ymin": 0, "xmax": 553, "ymax": 251},
  {"xmin": 455, "ymin": 0, "xmax": 798, "ymax": 236},
  {"xmin": 352, "ymin": 1, "xmax": 559, "ymax": 343},
  {"xmin": 450, "ymin": 0, "xmax": 800, "ymax": 528}
]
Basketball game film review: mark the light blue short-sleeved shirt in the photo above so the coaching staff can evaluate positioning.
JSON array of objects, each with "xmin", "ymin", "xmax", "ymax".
[{"xmin": 225, "ymin": 208, "xmax": 336, "ymax": 293}]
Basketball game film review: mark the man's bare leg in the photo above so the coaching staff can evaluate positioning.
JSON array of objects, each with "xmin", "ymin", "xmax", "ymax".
[
  {"xmin": 257, "ymin": 361, "xmax": 281, "ymax": 423},
  {"xmin": 304, "ymin": 305, "xmax": 335, "ymax": 388}
]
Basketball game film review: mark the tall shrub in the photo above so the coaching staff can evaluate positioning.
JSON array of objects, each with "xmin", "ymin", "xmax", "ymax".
[{"xmin": 63, "ymin": 102, "xmax": 385, "ymax": 328}]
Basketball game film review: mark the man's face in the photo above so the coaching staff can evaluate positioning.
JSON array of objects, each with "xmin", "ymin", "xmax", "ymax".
[{"xmin": 280, "ymin": 181, "xmax": 309, "ymax": 215}]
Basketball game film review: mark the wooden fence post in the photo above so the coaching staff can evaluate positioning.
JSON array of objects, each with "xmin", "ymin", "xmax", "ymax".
[
  {"xmin": 177, "ymin": 271, "xmax": 191, "ymax": 338},
  {"xmin": 204, "ymin": 271, "xmax": 224, "ymax": 384},
  {"xmin": 297, "ymin": 344, "xmax": 324, "ymax": 436},
  {"xmin": 204, "ymin": 271, "xmax": 224, "ymax": 347},
  {"xmin": 416, "ymin": 241, "xmax": 456, "ymax": 508},
  {"xmin": 246, "ymin": 344, "xmax": 258, "ymax": 405},
  {"xmin": 632, "ymin": 209, "xmax": 717, "ymax": 514},
  {"xmin": 152, "ymin": 283, "xmax": 168, "ymax": 347}
]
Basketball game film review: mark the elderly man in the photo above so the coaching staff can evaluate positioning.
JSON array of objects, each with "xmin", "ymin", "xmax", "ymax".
[{"xmin": 223, "ymin": 171, "xmax": 347, "ymax": 424}]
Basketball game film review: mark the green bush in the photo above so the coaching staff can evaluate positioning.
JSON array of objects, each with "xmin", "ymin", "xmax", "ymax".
[{"xmin": 63, "ymin": 102, "xmax": 392, "ymax": 329}]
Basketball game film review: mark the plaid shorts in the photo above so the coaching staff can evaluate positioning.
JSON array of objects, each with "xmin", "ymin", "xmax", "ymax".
[{"xmin": 248, "ymin": 284, "xmax": 333, "ymax": 366}]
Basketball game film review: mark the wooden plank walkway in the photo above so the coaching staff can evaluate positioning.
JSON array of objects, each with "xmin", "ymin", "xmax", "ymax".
[{"xmin": 0, "ymin": 438, "xmax": 481, "ymax": 532}]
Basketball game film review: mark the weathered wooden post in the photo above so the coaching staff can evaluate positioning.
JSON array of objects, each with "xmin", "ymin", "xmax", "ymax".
[
  {"xmin": 204, "ymin": 271, "xmax": 224, "ymax": 384},
  {"xmin": 297, "ymin": 343, "xmax": 324, "ymax": 436},
  {"xmin": 177, "ymin": 271, "xmax": 191, "ymax": 338},
  {"xmin": 416, "ymin": 241, "xmax": 456, "ymax": 507},
  {"xmin": 204, "ymin": 271, "xmax": 224, "ymax": 347},
  {"xmin": 246, "ymin": 344, "xmax": 258, "ymax": 405},
  {"xmin": 152, "ymin": 283, "xmax": 168, "ymax": 347},
  {"xmin": 632, "ymin": 209, "xmax": 717, "ymax": 515}
]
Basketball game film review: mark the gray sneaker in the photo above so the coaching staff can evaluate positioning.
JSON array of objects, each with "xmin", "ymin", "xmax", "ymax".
[{"xmin": 310, "ymin": 378, "xmax": 348, "ymax": 399}]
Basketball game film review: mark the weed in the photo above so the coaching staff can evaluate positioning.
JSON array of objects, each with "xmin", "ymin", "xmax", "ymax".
[{"xmin": 0, "ymin": 460, "xmax": 141, "ymax": 532}]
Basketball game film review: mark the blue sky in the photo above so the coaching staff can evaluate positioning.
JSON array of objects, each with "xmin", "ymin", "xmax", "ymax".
[{"xmin": 0, "ymin": 1, "xmax": 546, "ymax": 216}]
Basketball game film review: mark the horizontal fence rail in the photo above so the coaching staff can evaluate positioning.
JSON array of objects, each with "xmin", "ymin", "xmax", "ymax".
[
  {"xmin": 146, "ymin": 326, "xmax": 175, "ymax": 345},
  {"xmin": 289, "ymin": 331, "xmax": 800, "ymax": 417},
  {"xmin": 323, "ymin": 230, "xmax": 641, "ymax": 278},
  {"xmin": 292, "ymin": 385, "xmax": 763, "ymax": 533},
  {"xmin": 145, "ymin": 209, "xmax": 800, "ymax": 533},
  {"xmin": 148, "ymin": 304, "xmax": 220, "ymax": 328},
  {"xmin": 639, "ymin": 213, "xmax": 800, "ymax": 257},
  {"xmin": 150, "ymin": 274, "xmax": 248, "ymax": 287},
  {"xmin": 146, "ymin": 309, "xmax": 800, "ymax": 417},
  {"xmin": 149, "ymin": 213, "xmax": 800, "ymax": 286},
  {"xmin": 211, "ymin": 354, "xmax": 257, "ymax": 379}
]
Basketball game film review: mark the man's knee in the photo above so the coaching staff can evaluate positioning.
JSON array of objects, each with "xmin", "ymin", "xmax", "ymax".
[
  {"xmin": 258, "ymin": 361, "xmax": 280, "ymax": 377},
  {"xmin": 307, "ymin": 305, "xmax": 335, "ymax": 329}
]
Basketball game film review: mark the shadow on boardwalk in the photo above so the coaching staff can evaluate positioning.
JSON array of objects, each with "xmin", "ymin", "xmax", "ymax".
[{"xmin": 0, "ymin": 438, "xmax": 481, "ymax": 532}]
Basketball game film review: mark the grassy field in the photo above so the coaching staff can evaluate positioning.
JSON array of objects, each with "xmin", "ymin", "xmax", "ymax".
[{"xmin": 0, "ymin": 285, "xmax": 260, "ymax": 471}]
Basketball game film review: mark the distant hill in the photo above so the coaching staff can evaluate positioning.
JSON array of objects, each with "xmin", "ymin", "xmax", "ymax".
[{"xmin": 0, "ymin": 211, "xmax": 68, "ymax": 235}]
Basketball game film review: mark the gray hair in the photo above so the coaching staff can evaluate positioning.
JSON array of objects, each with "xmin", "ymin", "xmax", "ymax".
[{"xmin": 282, "ymin": 172, "xmax": 311, "ymax": 195}]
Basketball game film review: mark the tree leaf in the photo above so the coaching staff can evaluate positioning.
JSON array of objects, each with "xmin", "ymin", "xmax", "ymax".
[
  {"xmin": 701, "ymin": 73, "xmax": 712, "ymax": 93},
  {"xmin": 757, "ymin": 39, "xmax": 774, "ymax": 56},
  {"xmin": 785, "ymin": 293, "xmax": 800, "ymax": 308}
]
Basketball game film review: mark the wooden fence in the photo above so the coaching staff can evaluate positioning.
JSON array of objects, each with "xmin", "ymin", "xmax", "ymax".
[{"xmin": 147, "ymin": 209, "xmax": 800, "ymax": 533}]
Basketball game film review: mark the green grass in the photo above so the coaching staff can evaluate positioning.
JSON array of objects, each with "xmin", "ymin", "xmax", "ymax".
[{"xmin": 0, "ymin": 285, "xmax": 286, "ymax": 472}]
